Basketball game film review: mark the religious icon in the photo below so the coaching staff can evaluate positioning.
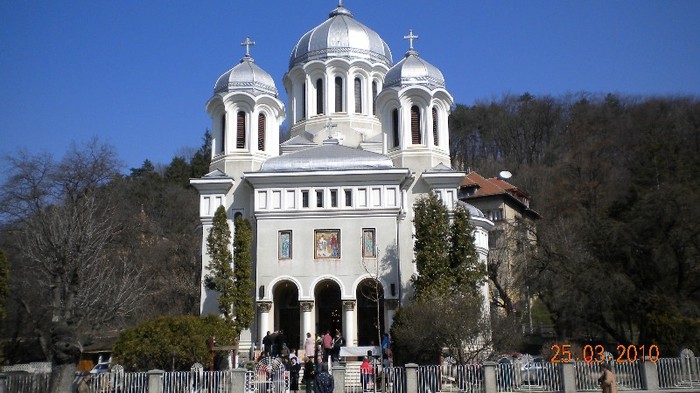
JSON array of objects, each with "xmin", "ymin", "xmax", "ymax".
[
  {"xmin": 315, "ymin": 229, "xmax": 340, "ymax": 259},
  {"xmin": 362, "ymin": 229, "xmax": 376, "ymax": 257},
  {"xmin": 279, "ymin": 230, "xmax": 292, "ymax": 259}
]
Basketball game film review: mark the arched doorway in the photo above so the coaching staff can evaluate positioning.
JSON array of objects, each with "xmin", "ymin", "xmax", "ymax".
[
  {"xmin": 356, "ymin": 279, "xmax": 384, "ymax": 346},
  {"xmin": 314, "ymin": 280, "xmax": 342, "ymax": 336},
  {"xmin": 273, "ymin": 281, "xmax": 300, "ymax": 351}
]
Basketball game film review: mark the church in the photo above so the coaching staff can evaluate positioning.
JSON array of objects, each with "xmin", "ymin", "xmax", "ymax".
[{"xmin": 191, "ymin": 2, "xmax": 493, "ymax": 352}]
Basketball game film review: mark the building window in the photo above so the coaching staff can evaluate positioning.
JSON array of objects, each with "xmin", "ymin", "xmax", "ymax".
[
  {"xmin": 302, "ymin": 190, "xmax": 309, "ymax": 208},
  {"xmin": 487, "ymin": 209, "xmax": 504, "ymax": 221},
  {"xmin": 411, "ymin": 106, "xmax": 421, "ymax": 144},
  {"xmin": 354, "ymin": 78, "xmax": 362, "ymax": 113},
  {"xmin": 372, "ymin": 81, "xmax": 377, "ymax": 115},
  {"xmin": 315, "ymin": 229, "xmax": 340, "ymax": 259},
  {"xmin": 362, "ymin": 228, "xmax": 376, "ymax": 258},
  {"xmin": 279, "ymin": 230, "xmax": 292, "ymax": 259},
  {"xmin": 316, "ymin": 190, "xmax": 324, "ymax": 208},
  {"xmin": 344, "ymin": 189, "xmax": 352, "ymax": 207},
  {"xmin": 392, "ymin": 109, "xmax": 399, "ymax": 147},
  {"xmin": 432, "ymin": 107, "xmax": 439, "ymax": 146},
  {"xmin": 258, "ymin": 113, "xmax": 266, "ymax": 151},
  {"xmin": 236, "ymin": 111, "xmax": 246, "ymax": 149},
  {"xmin": 330, "ymin": 189, "xmax": 338, "ymax": 207},
  {"xmin": 219, "ymin": 113, "xmax": 226, "ymax": 153},
  {"xmin": 301, "ymin": 81, "xmax": 306, "ymax": 120},
  {"xmin": 335, "ymin": 77, "xmax": 343, "ymax": 112},
  {"xmin": 316, "ymin": 78, "xmax": 324, "ymax": 115}
]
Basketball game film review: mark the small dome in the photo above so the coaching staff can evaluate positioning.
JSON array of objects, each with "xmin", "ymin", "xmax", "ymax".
[
  {"xmin": 289, "ymin": 5, "xmax": 392, "ymax": 69},
  {"xmin": 384, "ymin": 49, "xmax": 445, "ymax": 89},
  {"xmin": 456, "ymin": 200, "xmax": 486, "ymax": 219},
  {"xmin": 214, "ymin": 55, "xmax": 278, "ymax": 97}
]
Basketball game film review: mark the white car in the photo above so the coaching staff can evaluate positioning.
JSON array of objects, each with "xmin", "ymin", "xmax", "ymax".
[{"xmin": 89, "ymin": 362, "xmax": 111, "ymax": 374}]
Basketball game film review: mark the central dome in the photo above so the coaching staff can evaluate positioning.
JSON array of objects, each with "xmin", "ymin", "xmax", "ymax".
[{"xmin": 288, "ymin": 5, "xmax": 393, "ymax": 69}]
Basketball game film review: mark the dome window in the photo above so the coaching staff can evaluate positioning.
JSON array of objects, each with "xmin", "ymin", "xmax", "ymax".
[
  {"xmin": 372, "ymin": 81, "xmax": 377, "ymax": 115},
  {"xmin": 219, "ymin": 113, "xmax": 226, "ymax": 154},
  {"xmin": 354, "ymin": 78, "xmax": 362, "ymax": 114},
  {"xmin": 236, "ymin": 111, "xmax": 246, "ymax": 149},
  {"xmin": 411, "ymin": 106, "xmax": 422, "ymax": 144},
  {"xmin": 258, "ymin": 113, "xmax": 266, "ymax": 151},
  {"xmin": 392, "ymin": 109, "xmax": 399, "ymax": 147},
  {"xmin": 335, "ymin": 77, "xmax": 344, "ymax": 113},
  {"xmin": 316, "ymin": 79, "xmax": 324, "ymax": 115},
  {"xmin": 432, "ymin": 107, "xmax": 439, "ymax": 146}
]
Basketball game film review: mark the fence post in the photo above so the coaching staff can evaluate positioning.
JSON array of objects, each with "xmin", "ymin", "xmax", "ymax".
[
  {"xmin": 332, "ymin": 363, "xmax": 346, "ymax": 392},
  {"xmin": 405, "ymin": 363, "xmax": 418, "ymax": 392},
  {"xmin": 640, "ymin": 359, "xmax": 659, "ymax": 390},
  {"xmin": 560, "ymin": 362, "xmax": 576, "ymax": 393},
  {"xmin": 147, "ymin": 369, "xmax": 164, "ymax": 393},
  {"xmin": 229, "ymin": 368, "xmax": 248, "ymax": 392},
  {"xmin": 0, "ymin": 373, "xmax": 7, "ymax": 393},
  {"xmin": 482, "ymin": 361, "xmax": 497, "ymax": 393}
]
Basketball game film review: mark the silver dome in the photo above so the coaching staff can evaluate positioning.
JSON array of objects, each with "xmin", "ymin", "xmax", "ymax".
[
  {"xmin": 383, "ymin": 49, "xmax": 445, "ymax": 89},
  {"xmin": 289, "ymin": 5, "xmax": 393, "ymax": 69},
  {"xmin": 214, "ymin": 55, "xmax": 278, "ymax": 97},
  {"xmin": 260, "ymin": 143, "xmax": 394, "ymax": 172},
  {"xmin": 456, "ymin": 200, "xmax": 486, "ymax": 219}
]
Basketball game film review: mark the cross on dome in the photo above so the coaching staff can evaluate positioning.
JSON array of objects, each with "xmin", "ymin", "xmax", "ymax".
[
  {"xmin": 404, "ymin": 29, "xmax": 419, "ymax": 51},
  {"xmin": 241, "ymin": 36, "xmax": 256, "ymax": 58}
]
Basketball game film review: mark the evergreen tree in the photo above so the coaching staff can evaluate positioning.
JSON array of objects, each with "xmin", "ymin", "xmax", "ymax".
[
  {"xmin": 410, "ymin": 192, "xmax": 452, "ymax": 300},
  {"xmin": 232, "ymin": 216, "xmax": 254, "ymax": 331},
  {"xmin": 190, "ymin": 130, "xmax": 212, "ymax": 178},
  {"xmin": 450, "ymin": 203, "xmax": 485, "ymax": 296},
  {"xmin": 204, "ymin": 206, "xmax": 236, "ymax": 324}
]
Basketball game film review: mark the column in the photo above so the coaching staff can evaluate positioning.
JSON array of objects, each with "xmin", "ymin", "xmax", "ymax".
[
  {"xmin": 342, "ymin": 300, "xmax": 356, "ymax": 347},
  {"xmin": 300, "ymin": 301, "xmax": 314, "ymax": 347},
  {"xmin": 258, "ymin": 301, "xmax": 272, "ymax": 347}
]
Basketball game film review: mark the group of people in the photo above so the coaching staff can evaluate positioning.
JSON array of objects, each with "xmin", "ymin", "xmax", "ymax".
[{"xmin": 320, "ymin": 329, "xmax": 344, "ymax": 362}]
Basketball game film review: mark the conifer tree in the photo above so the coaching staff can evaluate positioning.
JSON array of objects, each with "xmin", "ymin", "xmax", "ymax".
[
  {"xmin": 450, "ymin": 203, "xmax": 486, "ymax": 296},
  {"xmin": 205, "ymin": 206, "xmax": 236, "ymax": 324},
  {"xmin": 232, "ymin": 216, "xmax": 254, "ymax": 331},
  {"xmin": 411, "ymin": 192, "xmax": 452, "ymax": 300}
]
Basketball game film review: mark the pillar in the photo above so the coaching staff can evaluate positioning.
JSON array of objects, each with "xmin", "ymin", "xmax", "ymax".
[
  {"xmin": 148, "ymin": 370, "xmax": 164, "ymax": 393},
  {"xmin": 300, "ymin": 301, "xmax": 314, "ymax": 348},
  {"xmin": 258, "ymin": 301, "xmax": 272, "ymax": 348},
  {"xmin": 482, "ymin": 361, "xmax": 497, "ymax": 393},
  {"xmin": 560, "ymin": 362, "xmax": 576, "ymax": 393},
  {"xmin": 641, "ymin": 358, "xmax": 660, "ymax": 390},
  {"xmin": 405, "ymin": 363, "xmax": 418, "ymax": 392},
  {"xmin": 332, "ymin": 363, "xmax": 347, "ymax": 392},
  {"xmin": 342, "ymin": 300, "xmax": 356, "ymax": 347}
]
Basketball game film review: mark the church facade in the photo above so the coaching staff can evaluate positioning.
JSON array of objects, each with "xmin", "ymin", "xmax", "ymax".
[{"xmin": 191, "ymin": 3, "xmax": 493, "ymax": 351}]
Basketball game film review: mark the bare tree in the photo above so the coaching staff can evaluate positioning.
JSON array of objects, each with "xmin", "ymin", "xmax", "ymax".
[{"xmin": 1, "ymin": 140, "xmax": 148, "ymax": 393}]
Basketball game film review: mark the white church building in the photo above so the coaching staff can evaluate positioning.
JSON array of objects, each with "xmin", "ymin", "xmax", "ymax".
[{"xmin": 191, "ymin": 2, "xmax": 493, "ymax": 351}]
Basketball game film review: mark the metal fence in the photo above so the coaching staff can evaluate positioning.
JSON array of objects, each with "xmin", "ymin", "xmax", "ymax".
[
  {"xmin": 496, "ymin": 361, "xmax": 560, "ymax": 392},
  {"xmin": 657, "ymin": 357, "xmax": 700, "ymax": 389},
  {"xmin": 574, "ymin": 361, "xmax": 643, "ymax": 391}
]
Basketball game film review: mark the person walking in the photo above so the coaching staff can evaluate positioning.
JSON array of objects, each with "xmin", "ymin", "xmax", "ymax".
[
  {"xmin": 321, "ymin": 330, "xmax": 333, "ymax": 362},
  {"xmin": 314, "ymin": 362, "xmax": 334, "ymax": 393},
  {"xmin": 598, "ymin": 363, "xmax": 618, "ymax": 393},
  {"xmin": 332, "ymin": 329, "xmax": 344, "ymax": 361}
]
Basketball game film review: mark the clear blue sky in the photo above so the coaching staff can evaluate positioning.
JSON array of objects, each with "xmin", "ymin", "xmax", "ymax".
[{"xmin": 2, "ymin": 0, "xmax": 699, "ymax": 174}]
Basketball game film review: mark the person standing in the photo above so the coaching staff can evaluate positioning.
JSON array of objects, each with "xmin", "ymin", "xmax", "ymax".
[
  {"xmin": 332, "ymin": 329, "xmax": 344, "ymax": 361},
  {"xmin": 598, "ymin": 363, "xmax": 618, "ymax": 393},
  {"xmin": 304, "ymin": 332, "xmax": 315, "ymax": 360},
  {"xmin": 77, "ymin": 374, "xmax": 91, "ymax": 393},
  {"xmin": 263, "ymin": 331, "xmax": 272, "ymax": 356},
  {"xmin": 314, "ymin": 362, "xmax": 334, "ymax": 393},
  {"xmin": 360, "ymin": 356, "xmax": 373, "ymax": 391},
  {"xmin": 322, "ymin": 330, "xmax": 333, "ymax": 361},
  {"xmin": 289, "ymin": 357, "xmax": 302, "ymax": 393},
  {"xmin": 303, "ymin": 356, "xmax": 315, "ymax": 393}
]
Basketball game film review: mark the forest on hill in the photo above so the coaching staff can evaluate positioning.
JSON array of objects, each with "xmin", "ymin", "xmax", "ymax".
[{"xmin": 0, "ymin": 93, "xmax": 698, "ymax": 366}]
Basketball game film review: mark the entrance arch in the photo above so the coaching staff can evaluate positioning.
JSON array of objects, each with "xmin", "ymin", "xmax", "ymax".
[
  {"xmin": 356, "ymin": 279, "xmax": 385, "ymax": 346},
  {"xmin": 273, "ymin": 281, "xmax": 300, "ymax": 351},
  {"xmin": 314, "ymin": 280, "xmax": 342, "ymax": 335}
]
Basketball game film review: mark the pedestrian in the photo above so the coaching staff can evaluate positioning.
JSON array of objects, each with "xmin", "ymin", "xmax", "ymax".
[
  {"xmin": 332, "ymin": 329, "xmax": 344, "ymax": 361},
  {"xmin": 598, "ymin": 363, "xmax": 618, "ymax": 393},
  {"xmin": 77, "ymin": 374, "xmax": 91, "ymax": 393},
  {"xmin": 322, "ymin": 330, "xmax": 333, "ymax": 362},
  {"xmin": 289, "ymin": 356, "xmax": 302, "ymax": 393},
  {"xmin": 303, "ymin": 356, "xmax": 315, "ymax": 393},
  {"xmin": 263, "ymin": 331, "xmax": 272, "ymax": 356},
  {"xmin": 314, "ymin": 362, "xmax": 334, "ymax": 393},
  {"xmin": 304, "ymin": 332, "xmax": 315, "ymax": 360}
]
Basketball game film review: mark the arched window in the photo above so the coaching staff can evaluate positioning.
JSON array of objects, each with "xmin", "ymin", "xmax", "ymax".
[
  {"xmin": 301, "ymin": 82, "xmax": 306, "ymax": 120},
  {"xmin": 335, "ymin": 77, "xmax": 343, "ymax": 112},
  {"xmin": 316, "ymin": 78, "xmax": 324, "ymax": 115},
  {"xmin": 258, "ymin": 113, "xmax": 266, "ymax": 151},
  {"xmin": 236, "ymin": 111, "xmax": 246, "ymax": 149},
  {"xmin": 372, "ymin": 81, "xmax": 377, "ymax": 115},
  {"xmin": 411, "ymin": 106, "xmax": 421, "ymax": 144},
  {"xmin": 354, "ymin": 78, "xmax": 362, "ymax": 113},
  {"xmin": 220, "ymin": 113, "xmax": 226, "ymax": 154},
  {"xmin": 392, "ymin": 109, "xmax": 399, "ymax": 147},
  {"xmin": 432, "ymin": 107, "xmax": 439, "ymax": 146}
]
